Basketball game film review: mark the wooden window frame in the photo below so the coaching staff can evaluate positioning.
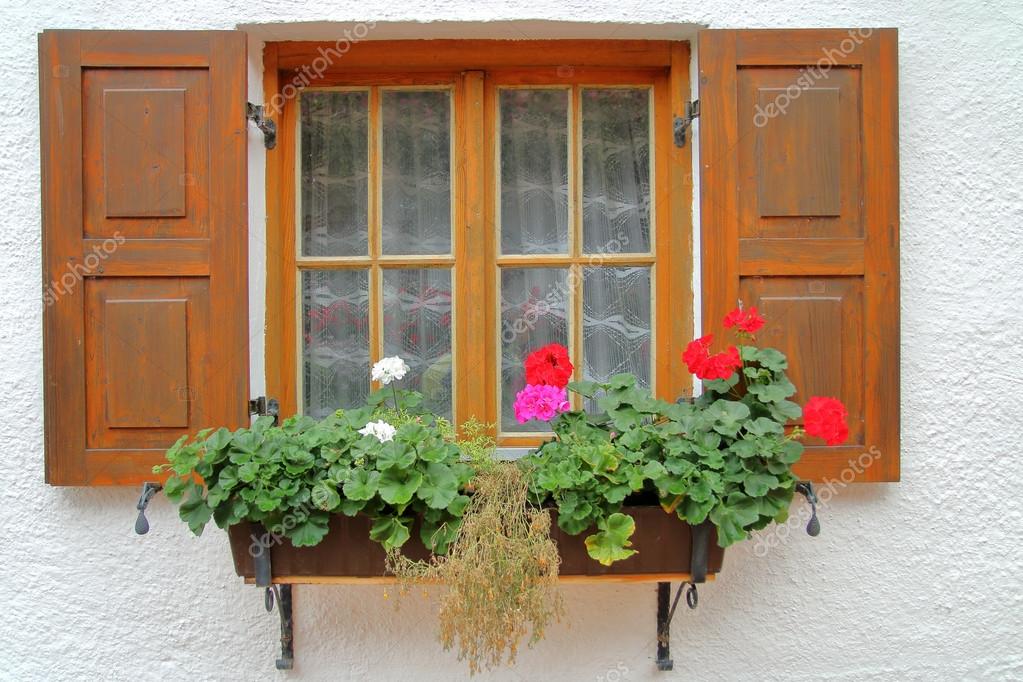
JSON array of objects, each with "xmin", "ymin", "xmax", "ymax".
[{"xmin": 263, "ymin": 40, "xmax": 694, "ymax": 445}]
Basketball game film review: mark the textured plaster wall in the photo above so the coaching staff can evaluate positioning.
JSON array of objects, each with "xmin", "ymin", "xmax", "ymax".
[{"xmin": 2, "ymin": 1, "xmax": 1022, "ymax": 680}]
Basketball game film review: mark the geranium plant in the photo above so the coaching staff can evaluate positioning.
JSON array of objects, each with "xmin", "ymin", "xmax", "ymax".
[
  {"xmin": 522, "ymin": 306, "xmax": 848, "ymax": 564},
  {"xmin": 157, "ymin": 309, "xmax": 846, "ymax": 565},
  {"xmin": 154, "ymin": 357, "xmax": 474, "ymax": 553}
]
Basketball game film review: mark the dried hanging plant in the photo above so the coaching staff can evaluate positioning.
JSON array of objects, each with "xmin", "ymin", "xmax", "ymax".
[{"xmin": 388, "ymin": 431, "xmax": 563, "ymax": 675}]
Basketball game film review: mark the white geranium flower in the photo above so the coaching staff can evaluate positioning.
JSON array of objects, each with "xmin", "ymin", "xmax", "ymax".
[
  {"xmin": 371, "ymin": 356, "xmax": 410, "ymax": 385},
  {"xmin": 358, "ymin": 420, "xmax": 397, "ymax": 443}
]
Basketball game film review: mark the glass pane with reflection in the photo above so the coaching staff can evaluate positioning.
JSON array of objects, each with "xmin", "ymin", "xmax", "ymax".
[
  {"xmin": 583, "ymin": 266, "xmax": 652, "ymax": 393},
  {"xmin": 383, "ymin": 268, "xmax": 453, "ymax": 419},
  {"xmin": 582, "ymin": 88, "xmax": 651, "ymax": 254},
  {"xmin": 300, "ymin": 91, "xmax": 369, "ymax": 257},
  {"xmin": 500, "ymin": 267, "xmax": 570, "ymax": 432},
  {"xmin": 500, "ymin": 89, "xmax": 570, "ymax": 255},
  {"xmin": 381, "ymin": 90, "xmax": 452, "ymax": 255},
  {"xmin": 302, "ymin": 269, "xmax": 371, "ymax": 418}
]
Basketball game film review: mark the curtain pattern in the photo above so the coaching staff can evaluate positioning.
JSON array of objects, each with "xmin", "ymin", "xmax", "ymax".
[
  {"xmin": 302, "ymin": 269, "xmax": 371, "ymax": 419},
  {"xmin": 381, "ymin": 90, "xmax": 452, "ymax": 255},
  {"xmin": 300, "ymin": 91, "xmax": 369, "ymax": 257}
]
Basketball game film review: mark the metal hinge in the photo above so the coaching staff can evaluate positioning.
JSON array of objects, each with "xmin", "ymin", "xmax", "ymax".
[
  {"xmin": 249, "ymin": 396, "xmax": 280, "ymax": 426},
  {"xmin": 673, "ymin": 100, "xmax": 699, "ymax": 147},
  {"xmin": 246, "ymin": 103, "xmax": 277, "ymax": 150}
]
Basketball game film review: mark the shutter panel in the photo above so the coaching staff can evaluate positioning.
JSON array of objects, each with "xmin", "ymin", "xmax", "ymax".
[
  {"xmin": 699, "ymin": 29, "xmax": 899, "ymax": 482},
  {"xmin": 40, "ymin": 31, "xmax": 249, "ymax": 485}
]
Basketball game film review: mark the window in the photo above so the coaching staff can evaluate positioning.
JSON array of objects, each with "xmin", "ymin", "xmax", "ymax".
[
  {"xmin": 38, "ymin": 32, "xmax": 900, "ymax": 485},
  {"xmin": 268, "ymin": 44, "xmax": 692, "ymax": 445}
]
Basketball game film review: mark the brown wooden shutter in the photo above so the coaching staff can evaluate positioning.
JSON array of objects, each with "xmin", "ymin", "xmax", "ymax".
[
  {"xmin": 40, "ymin": 31, "xmax": 249, "ymax": 485},
  {"xmin": 699, "ymin": 29, "xmax": 899, "ymax": 482}
]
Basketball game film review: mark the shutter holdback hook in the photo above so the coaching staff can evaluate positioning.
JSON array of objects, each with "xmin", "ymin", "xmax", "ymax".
[
  {"xmin": 246, "ymin": 103, "xmax": 277, "ymax": 150},
  {"xmin": 134, "ymin": 482, "xmax": 163, "ymax": 535}
]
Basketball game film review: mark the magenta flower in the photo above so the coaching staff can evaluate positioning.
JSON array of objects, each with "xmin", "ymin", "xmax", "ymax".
[{"xmin": 514, "ymin": 384, "xmax": 570, "ymax": 424}]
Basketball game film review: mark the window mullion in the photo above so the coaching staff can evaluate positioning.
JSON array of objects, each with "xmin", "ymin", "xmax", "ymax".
[{"xmin": 455, "ymin": 71, "xmax": 488, "ymax": 431}]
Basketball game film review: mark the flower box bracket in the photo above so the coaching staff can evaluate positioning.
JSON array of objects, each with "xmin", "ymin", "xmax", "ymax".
[
  {"xmin": 655, "ymin": 520, "xmax": 709, "ymax": 671},
  {"xmin": 252, "ymin": 544, "xmax": 294, "ymax": 670}
]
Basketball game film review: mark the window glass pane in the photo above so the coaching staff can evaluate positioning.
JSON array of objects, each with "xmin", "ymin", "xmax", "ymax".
[
  {"xmin": 383, "ymin": 268, "xmax": 453, "ymax": 419},
  {"xmin": 500, "ymin": 89, "xmax": 570, "ymax": 255},
  {"xmin": 300, "ymin": 91, "xmax": 369, "ymax": 257},
  {"xmin": 500, "ymin": 267, "xmax": 569, "ymax": 432},
  {"xmin": 582, "ymin": 88, "xmax": 651, "ymax": 254},
  {"xmin": 381, "ymin": 90, "xmax": 452, "ymax": 255},
  {"xmin": 302, "ymin": 270, "xmax": 371, "ymax": 418},
  {"xmin": 583, "ymin": 267, "xmax": 652, "ymax": 391}
]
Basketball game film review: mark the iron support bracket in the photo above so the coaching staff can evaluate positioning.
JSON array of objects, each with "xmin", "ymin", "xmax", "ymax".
[
  {"xmin": 655, "ymin": 521, "xmax": 711, "ymax": 670},
  {"xmin": 252, "ymin": 527, "xmax": 294, "ymax": 669}
]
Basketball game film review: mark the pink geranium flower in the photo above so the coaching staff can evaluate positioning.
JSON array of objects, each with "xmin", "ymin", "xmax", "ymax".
[{"xmin": 514, "ymin": 384, "xmax": 570, "ymax": 423}]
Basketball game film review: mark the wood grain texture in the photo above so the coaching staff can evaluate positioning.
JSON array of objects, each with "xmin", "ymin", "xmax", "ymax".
[
  {"xmin": 41, "ymin": 30, "xmax": 248, "ymax": 486},
  {"xmin": 103, "ymin": 299, "xmax": 189, "ymax": 428},
  {"xmin": 276, "ymin": 39, "xmax": 673, "ymax": 71},
  {"xmin": 103, "ymin": 88, "xmax": 186, "ymax": 217},
  {"xmin": 227, "ymin": 506, "xmax": 725, "ymax": 581},
  {"xmin": 700, "ymin": 29, "xmax": 899, "ymax": 482}
]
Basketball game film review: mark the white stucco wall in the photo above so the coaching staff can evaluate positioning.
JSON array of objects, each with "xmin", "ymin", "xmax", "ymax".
[{"xmin": 3, "ymin": 1, "xmax": 1022, "ymax": 680}]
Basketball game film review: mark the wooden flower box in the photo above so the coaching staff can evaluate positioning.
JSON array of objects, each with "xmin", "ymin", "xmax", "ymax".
[{"xmin": 227, "ymin": 505, "xmax": 725, "ymax": 584}]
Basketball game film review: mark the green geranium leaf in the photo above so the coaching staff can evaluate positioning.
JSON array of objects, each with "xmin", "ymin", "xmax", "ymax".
[
  {"xmin": 745, "ymin": 417, "xmax": 785, "ymax": 437},
  {"xmin": 678, "ymin": 496, "xmax": 714, "ymax": 525},
  {"xmin": 312, "ymin": 480, "xmax": 342, "ymax": 511},
  {"xmin": 610, "ymin": 407, "xmax": 643, "ymax": 431},
  {"xmin": 212, "ymin": 497, "xmax": 248, "ymax": 529},
  {"xmin": 729, "ymin": 439, "xmax": 761, "ymax": 458},
  {"xmin": 743, "ymin": 473, "xmax": 780, "ymax": 497},
  {"xmin": 338, "ymin": 497, "xmax": 367, "ymax": 517},
  {"xmin": 377, "ymin": 468, "xmax": 424, "ymax": 505},
  {"xmin": 703, "ymin": 375, "xmax": 739, "ymax": 394},
  {"xmin": 602, "ymin": 484, "xmax": 631, "ymax": 504},
  {"xmin": 343, "ymin": 469, "xmax": 381, "ymax": 501},
  {"xmin": 608, "ymin": 374, "xmax": 636, "ymax": 389},
  {"xmin": 747, "ymin": 378, "xmax": 796, "ymax": 403},
  {"xmin": 421, "ymin": 518, "xmax": 460, "ymax": 555},
  {"xmin": 567, "ymin": 380, "xmax": 600, "ymax": 398},
  {"xmin": 446, "ymin": 494, "xmax": 471, "ymax": 517},
  {"xmin": 770, "ymin": 400, "xmax": 802, "ymax": 421},
  {"xmin": 179, "ymin": 486, "xmax": 213, "ymax": 536},
  {"xmin": 163, "ymin": 475, "xmax": 188, "ymax": 503},
  {"xmin": 584, "ymin": 513, "xmax": 638, "ymax": 566},
  {"xmin": 376, "ymin": 442, "xmax": 417, "ymax": 470},
  {"xmin": 416, "ymin": 462, "xmax": 459, "ymax": 509},
  {"xmin": 288, "ymin": 512, "xmax": 330, "ymax": 547},
  {"xmin": 238, "ymin": 460, "xmax": 260, "ymax": 483},
  {"xmin": 754, "ymin": 348, "xmax": 788, "ymax": 372},
  {"xmin": 777, "ymin": 439, "xmax": 804, "ymax": 464},
  {"xmin": 369, "ymin": 516, "xmax": 411, "ymax": 551}
]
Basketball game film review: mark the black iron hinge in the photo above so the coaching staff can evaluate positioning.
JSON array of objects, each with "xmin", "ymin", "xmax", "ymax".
[
  {"xmin": 246, "ymin": 103, "xmax": 277, "ymax": 150},
  {"xmin": 249, "ymin": 396, "xmax": 281, "ymax": 426},
  {"xmin": 673, "ymin": 100, "xmax": 699, "ymax": 147}
]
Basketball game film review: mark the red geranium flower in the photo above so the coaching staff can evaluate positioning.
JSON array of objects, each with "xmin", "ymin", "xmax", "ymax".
[
  {"xmin": 682, "ymin": 335, "xmax": 714, "ymax": 375},
  {"xmin": 682, "ymin": 335, "xmax": 741, "ymax": 381},
  {"xmin": 723, "ymin": 306, "xmax": 765, "ymax": 334},
  {"xmin": 525, "ymin": 343, "xmax": 574, "ymax": 388},
  {"xmin": 803, "ymin": 396, "xmax": 849, "ymax": 446},
  {"xmin": 723, "ymin": 307, "xmax": 745, "ymax": 328},
  {"xmin": 700, "ymin": 346, "xmax": 742, "ymax": 380}
]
